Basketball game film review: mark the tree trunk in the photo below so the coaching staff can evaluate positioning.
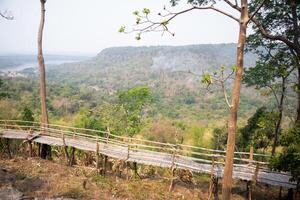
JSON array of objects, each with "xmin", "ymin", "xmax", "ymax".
[
  {"xmin": 38, "ymin": 0, "xmax": 51, "ymax": 159},
  {"xmin": 271, "ymin": 77, "xmax": 286, "ymax": 156},
  {"xmin": 222, "ymin": 1, "xmax": 248, "ymax": 199}
]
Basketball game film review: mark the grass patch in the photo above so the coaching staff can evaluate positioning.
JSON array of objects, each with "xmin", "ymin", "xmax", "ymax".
[{"xmin": 62, "ymin": 187, "xmax": 85, "ymax": 199}]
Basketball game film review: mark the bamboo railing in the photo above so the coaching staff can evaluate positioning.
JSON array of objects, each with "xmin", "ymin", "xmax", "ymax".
[{"xmin": 0, "ymin": 119, "xmax": 296, "ymax": 188}]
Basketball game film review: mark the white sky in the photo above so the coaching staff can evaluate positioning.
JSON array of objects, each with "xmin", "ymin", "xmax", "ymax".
[{"xmin": 0, "ymin": 0, "xmax": 240, "ymax": 55}]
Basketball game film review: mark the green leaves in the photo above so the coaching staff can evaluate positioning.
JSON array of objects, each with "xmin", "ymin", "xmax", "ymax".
[
  {"xmin": 201, "ymin": 73, "xmax": 212, "ymax": 85},
  {"xmin": 133, "ymin": 10, "xmax": 139, "ymax": 16},
  {"xmin": 136, "ymin": 17, "xmax": 141, "ymax": 24},
  {"xmin": 270, "ymin": 124, "xmax": 300, "ymax": 182},
  {"xmin": 118, "ymin": 26, "xmax": 125, "ymax": 33},
  {"xmin": 135, "ymin": 33, "xmax": 141, "ymax": 40},
  {"xmin": 142, "ymin": 8, "xmax": 150, "ymax": 15},
  {"xmin": 117, "ymin": 86, "xmax": 152, "ymax": 136},
  {"xmin": 231, "ymin": 65, "xmax": 237, "ymax": 72}
]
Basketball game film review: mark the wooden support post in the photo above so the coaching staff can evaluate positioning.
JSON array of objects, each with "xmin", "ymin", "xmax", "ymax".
[
  {"xmin": 246, "ymin": 146, "xmax": 255, "ymax": 200},
  {"xmin": 38, "ymin": 143, "xmax": 41, "ymax": 157},
  {"xmin": 213, "ymin": 176, "xmax": 219, "ymax": 200},
  {"xmin": 96, "ymin": 137, "xmax": 100, "ymax": 172},
  {"xmin": 133, "ymin": 161, "xmax": 138, "ymax": 178},
  {"xmin": 295, "ymin": 183, "xmax": 299, "ymax": 200},
  {"xmin": 69, "ymin": 147, "xmax": 75, "ymax": 166},
  {"xmin": 62, "ymin": 133, "xmax": 69, "ymax": 164},
  {"xmin": 208, "ymin": 156, "xmax": 218, "ymax": 200},
  {"xmin": 169, "ymin": 145, "xmax": 178, "ymax": 192},
  {"xmin": 126, "ymin": 161, "xmax": 129, "ymax": 180},
  {"xmin": 253, "ymin": 163, "xmax": 259, "ymax": 185},
  {"xmin": 279, "ymin": 186, "xmax": 282, "ymax": 200},
  {"xmin": 28, "ymin": 141, "xmax": 33, "ymax": 157},
  {"xmin": 103, "ymin": 155, "xmax": 108, "ymax": 176},
  {"xmin": 126, "ymin": 140, "xmax": 131, "ymax": 180},
  {"xmin": 5, "ymin": 138, "xmax": 11, "ymax": 159},
  {"xmin": 246, "ymin": 181, "xmax": 252, "ymax": 200},
  {"xmin": 287, "ymin": 188, "xmax": 294, "ymax": 200},
  {"xmin": 247, "ymin": 162, "xmax": 259, "ymax": 200},
  {"xmin": 28, "ymin": 129, "xmax": 34, "ymax": 157},
  {"xmin": 168, "ymin": 167, "xmax": 176, "ymax": 192}
]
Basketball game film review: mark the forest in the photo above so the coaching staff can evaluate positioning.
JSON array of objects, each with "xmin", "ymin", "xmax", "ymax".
[{"xmin": 0, "ymin": 0, "xmax": 299, "ymax": 200}]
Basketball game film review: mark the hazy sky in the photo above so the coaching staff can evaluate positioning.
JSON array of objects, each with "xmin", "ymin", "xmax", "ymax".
[{"xmin": 0, "ymin": 0, "xmax": 240, "ymax": 55}]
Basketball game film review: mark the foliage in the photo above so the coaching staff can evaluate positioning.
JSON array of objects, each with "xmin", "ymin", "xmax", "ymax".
[
  {"xmin": 0, "ymin": 78, "xmax": 9, "ymax": 99},
  {"xmin": 74, "ymin": 109, "xmax": 105, "ymax": 134},
  {"xmin": 145, "ymin": 119, "xmax": 184, "ymax": 144},
  {"xmin": 212, "ymin": 127, "xmax": 227, "ymax": 150},
  {"xmin": 244, "ymin": 47, "xmax": 294, "ymax": 95},
  {"xmin": 21, "ymin": 107, "xmax": 34, "ymax": 122},
  {"xmin": 185, "ymin": 125, "xmax": 211, "ymax": 148},
  {"xmin": 247, "ymin": 0, "xmax": 300, "ymax": 50},
  {"xmin": 118, "ymin": 86, "xmax": 151, "ymax": 113},
  {"xmin": 270, "ymin": 124, "xmax": 300, "ymax": 182},
  {"xmin": 98, "ymin": 104, "xmax": 128, "ymax": 135},
  {"xmin": 117, "ymin": 86, "xmax": 151, "ymax": 136},
  {"xmin": 239, "ymin": 107, "xmax": 278, "ymax": 151}
]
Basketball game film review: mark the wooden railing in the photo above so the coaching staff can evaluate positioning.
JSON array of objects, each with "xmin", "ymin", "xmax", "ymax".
[{"xmin": 0, "ymin": 119, "xmax": 270, "ymax": 166}]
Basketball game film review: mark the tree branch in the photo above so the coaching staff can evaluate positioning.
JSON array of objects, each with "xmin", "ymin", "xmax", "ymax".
[
  {"xmin": 267, "ymin": 85, "xmax": 280, "ymax": 107},
  {"xmin": 0, "ymin": 11, "xmax": 13, "ymax": 20},
  {"xmin": 194, "ymin": 6, "xmax": 239, "ymax": 23},
  {"xmin": 251, "ymin": 18, "xmax": 300, "ymax": 55},
  {"xmin": 125, "ymin": 5, "xmax": 239, "ymax": 37},
  {"xmin": 220, "ymin": 70, "xmax": 233, "ymax": 108},
  {"xmin": 223, "ymin": 0, "xmax": 241, "ymax": 12},
  {"xmin": 161, "ymin": 6, "xmax": 239, "ymax": 24},
  {"xmin": 247, "ymin": 0, "xmax": 268, "ymax": 24}
]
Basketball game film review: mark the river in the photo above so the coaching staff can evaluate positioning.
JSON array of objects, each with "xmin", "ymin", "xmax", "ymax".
[{"xmin": 0, "ymin": 60, "xmax": 80, "ymax": 73}]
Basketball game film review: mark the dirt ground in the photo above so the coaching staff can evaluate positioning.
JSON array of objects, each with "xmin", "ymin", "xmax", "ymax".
[{"xmin": 0, "ymin": 156, "xmax": 286, "ymax": 200}]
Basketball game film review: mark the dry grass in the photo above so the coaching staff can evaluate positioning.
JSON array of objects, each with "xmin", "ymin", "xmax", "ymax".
[{"xmin": 0, "ymin": 156, "xmax": 284, "ymax": 200}]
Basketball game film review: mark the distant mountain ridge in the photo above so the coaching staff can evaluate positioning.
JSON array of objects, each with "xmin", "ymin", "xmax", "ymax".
[
  {"xmin": 92, "ymin": 43, "xmax": 256, "ymax": 73},
  {"xmin": 41, "ymin": 43, "xmax": 259, "ymax": 97}
]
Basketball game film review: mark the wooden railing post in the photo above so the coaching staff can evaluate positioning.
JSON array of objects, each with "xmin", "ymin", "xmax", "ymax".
[
  {"xmin": 127, "ymin": 144, "xmax": 130, "ymax": 160},
  {"xmin": 4, "ymin": 120, "xmax": 7, "ymax": 130},
  {"xmin": 73, "ymin": 129, "xmax": 76, "ymax": 139},
  {"xmin": 249, "ymin": 146, "xmax": 254, "ymax": 164},
  {"xmin": 106, "ymin": 127, "xmax": 110, "ymax": 144}
]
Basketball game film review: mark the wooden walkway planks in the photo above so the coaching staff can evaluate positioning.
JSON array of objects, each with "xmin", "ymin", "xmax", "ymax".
[{"xmin": 0, "ymin": 128, "xmax": 296, "ymax": 189}]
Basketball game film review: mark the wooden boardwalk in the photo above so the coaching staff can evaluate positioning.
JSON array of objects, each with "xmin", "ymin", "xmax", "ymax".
[{"xmin": 0, "ymin": 120, "xmax": 296, "ymax": 189}]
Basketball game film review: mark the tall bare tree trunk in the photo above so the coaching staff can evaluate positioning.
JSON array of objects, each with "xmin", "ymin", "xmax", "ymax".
[
  {"xmin": 222, "ymin": 1, "xmax": 249, "ymax": 199},
  {"xmin": 290, "ymin": 0, "xmax": 300, "ymax": 124},
  {"xmin": 297, "ymin": 67, "xmax": 300, "ymax": 124},
  {"xmin": 38, "ymin": 0, "xmax": 51, "ymax": 159}
]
